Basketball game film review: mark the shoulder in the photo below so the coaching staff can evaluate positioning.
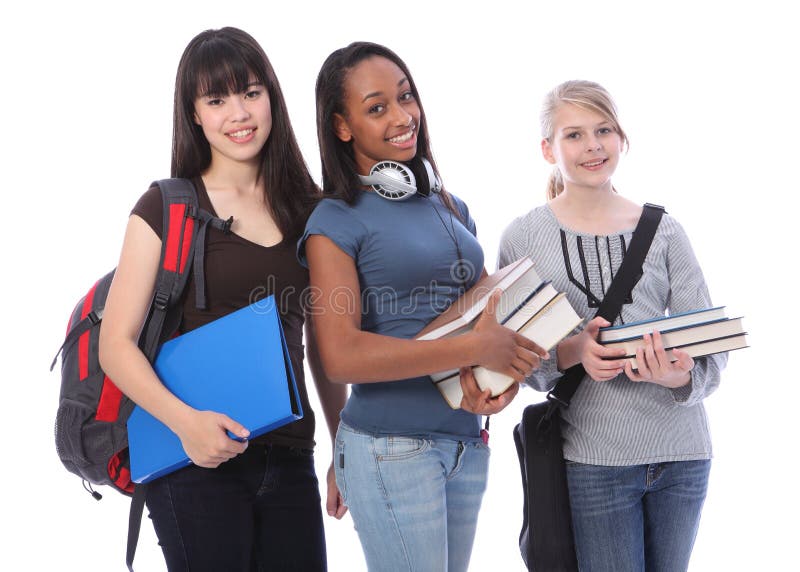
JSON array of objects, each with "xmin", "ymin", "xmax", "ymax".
[
  {"xmin": 501, "ymin": 205, "xmax": 553, "ymax": 243},
  {"xmin": 307, "ymin": 196, "xmax": 367, "ymax": 228},
  {"xmin": 654, "ymin": 212, "xmax": 690, "ymax": 243},
  {"xmin": 444, "ymin": 191, "xmax": 470, "ymax": 216},
  {"xmin": 130, "ymin": 183, "xmax": 164, "ymax": 238}
]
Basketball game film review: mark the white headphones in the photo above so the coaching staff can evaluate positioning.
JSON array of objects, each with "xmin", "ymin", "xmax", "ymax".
[{"xmin": 358, "ymin": 157, "xmax": 442, "ymax": 201}]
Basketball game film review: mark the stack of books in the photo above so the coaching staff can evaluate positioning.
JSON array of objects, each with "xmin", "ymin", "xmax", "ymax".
[
  {"xmin": 416, "ymin": 257, "xmax": 582, "ymax": 409},
  {"xmin": 598, "ymin": 306, "xmax": 748, "ymax": 369}
]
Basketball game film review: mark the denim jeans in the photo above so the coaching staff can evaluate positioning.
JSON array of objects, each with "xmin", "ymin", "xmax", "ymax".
[
  {"xmin": 334, "ymin": 422, "xmax": 490, "ymax": 572},
  {"xmin": 145, "ymin": 443, "xmax": 326, "ymax": 572},
  {"xmin": 566, "ymin": 460, "xmax": 711, "ymax": 572}
]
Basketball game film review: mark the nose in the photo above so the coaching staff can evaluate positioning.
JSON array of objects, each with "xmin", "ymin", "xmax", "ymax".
[
  {"xmin": 391, "ymin": 105, "xmax": 413, "ymax": 127},
  {"xmin": 586, "ymin": 133, "xmax": 602, "ymax": 151},
  {"xmin": 229, "ymin": 95, "xmax": 251, "ymax": 121}
]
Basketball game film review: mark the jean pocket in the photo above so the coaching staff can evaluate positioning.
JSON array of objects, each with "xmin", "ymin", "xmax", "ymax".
[{"xmin": 376, "ymin": 436, "xmax": 430, "ymax": 461}]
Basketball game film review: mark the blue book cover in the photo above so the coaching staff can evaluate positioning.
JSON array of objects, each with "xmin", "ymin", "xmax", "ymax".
[{"xmin": 127, "ymin": 296, "xmax": 303, "ymax": 483}]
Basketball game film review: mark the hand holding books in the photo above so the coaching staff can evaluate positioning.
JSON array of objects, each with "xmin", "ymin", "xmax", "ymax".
[
  {"xmin": 623, "ymin": 330, "xmax": 695, "ymax": 389},
  {"xmin": 417, "ymin": 257, "xmax": 581, "ymax": 409},
  {"xmin": 558, "ymin": 316, "xmax": 628, "ymax": 382},
  {"xmin": 466, "ymin": 289, "xmax": 549, "ymax": 385},
  {"xmin": 596, "ymin": 307, "xmax": 747, "ymax": 387}
]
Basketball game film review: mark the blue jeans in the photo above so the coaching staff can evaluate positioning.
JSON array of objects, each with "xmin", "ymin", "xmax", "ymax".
[
  {"xmin": 334, "ymin": 422, "xmax": 490, "ymax": 572},
  {"xmin": 145, "ymin": 443, "xmax": 326, "ymax": 571},
  {"xmin": 566, "ymin": 460, "xmax": 711, "ymax": 572}
]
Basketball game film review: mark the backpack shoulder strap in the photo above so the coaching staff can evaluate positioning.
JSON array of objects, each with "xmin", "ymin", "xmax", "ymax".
[{"xmin": 138, "ymin": 178, "xmax": 201, "ymax": 360}]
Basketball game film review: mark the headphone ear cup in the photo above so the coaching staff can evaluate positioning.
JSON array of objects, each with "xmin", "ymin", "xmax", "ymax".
[
  {"xmin": 408, "ymin": 157, "xmax": 440, "ymax": 197},
  {"xmin": 409, "ymin": 158, "xmax": 430, "ymax": 197}
]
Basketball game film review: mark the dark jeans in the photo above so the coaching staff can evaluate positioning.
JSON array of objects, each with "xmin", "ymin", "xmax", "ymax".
[
  {"xmin": 566, "ymin": 460, "xmax": 711, "ymax": 572},
  {"xmin": 146, "ymin": 443, "xmax": 327, "ymax": 572}
]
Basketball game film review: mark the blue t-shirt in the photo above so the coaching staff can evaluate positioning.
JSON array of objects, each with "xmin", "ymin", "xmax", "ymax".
[{"xmin": 297, "ymin": 191, "xmax": 485, "ymax": 440}]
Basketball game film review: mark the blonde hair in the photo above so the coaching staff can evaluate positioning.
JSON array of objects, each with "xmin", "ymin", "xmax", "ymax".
[{"xmin": 540, "ymin": 80, "xmax": 629, "ymax": 200}]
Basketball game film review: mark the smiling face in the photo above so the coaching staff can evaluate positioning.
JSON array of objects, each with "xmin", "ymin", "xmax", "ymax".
[
  {"xmin": 541, "ymin": 102, "xmax": 623, "ymax": 194},
  {"xmin": 193, "ymin": 78, "xmax": 272, "ymax": 169},
  {"xmin": 333, "ymin": 56, "xmax": 421, "ymax": 175}
]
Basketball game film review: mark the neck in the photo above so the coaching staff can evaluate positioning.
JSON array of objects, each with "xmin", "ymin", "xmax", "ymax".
[
  {"xmin": 555, "ymin": 183, "xmax": 617, "ymax": 214},
  {"xmin": 203, "ymin": 157, "xmax": 263, "ymax": 195}
]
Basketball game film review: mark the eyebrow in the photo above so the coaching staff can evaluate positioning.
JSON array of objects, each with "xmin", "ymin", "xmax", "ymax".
[
  {"xmin": 561, "ymin": 121, "xmax": 612, "ymax": 131},
  {"xmin": 200, "ymin": 81, "xmax": 263, "ymax": 98},
  {"xmin": 362, "ymin": 77, "xmax": 409, "ymax": 103}
]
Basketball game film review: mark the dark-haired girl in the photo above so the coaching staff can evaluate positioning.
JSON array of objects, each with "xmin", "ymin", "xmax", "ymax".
[
  {"xmin": 99, "ymin": 27, "xmax": 345, "ymax": 571},
  {"xmin": 298, "ymin": 42, "xmax": 547, "ymax": 571}
]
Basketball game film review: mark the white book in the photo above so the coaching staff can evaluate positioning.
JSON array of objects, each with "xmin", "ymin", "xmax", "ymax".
[{"xmin": 435, "ymin": 293, "xmax": 582, "ymax": 409}]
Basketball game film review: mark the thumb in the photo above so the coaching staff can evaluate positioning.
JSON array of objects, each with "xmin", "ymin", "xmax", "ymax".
[
  {"xmin": 219, "ymin": 414, "xmax": 250, "ymax": 441},
  {"xmin": 585, "ymin": 316, "xmax": 610, "ymax": 337},
  {"xmin": 481, "ymin": 289, "xmax": 503, "ymax": 322}
]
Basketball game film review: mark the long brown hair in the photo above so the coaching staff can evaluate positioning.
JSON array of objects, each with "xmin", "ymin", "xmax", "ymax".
[{"xmin": 171, "ymin": 27, "xmax": 318, "ymax": 238}]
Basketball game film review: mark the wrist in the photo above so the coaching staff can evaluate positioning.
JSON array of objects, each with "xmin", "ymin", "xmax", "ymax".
[
  {"xmin": 556, "ymin": 336, "xmax": 579, "ymax": 371},
  {"xmin": 460, "ymin": 330, "xmax": 482, "ymax": 365}
]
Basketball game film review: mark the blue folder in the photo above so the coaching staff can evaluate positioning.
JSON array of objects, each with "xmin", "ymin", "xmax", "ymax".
[{"xmin": 127, "ymin": 295, "xmax": 303, "ymax": 483}]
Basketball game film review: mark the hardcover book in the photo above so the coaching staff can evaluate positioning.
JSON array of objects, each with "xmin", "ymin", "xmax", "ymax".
[
  {"xmin": 416, "ymin": 257, "xmax": 543, "ymax": 341},
  {"xmin": 598, "ymin": 306, "xmax": 728, "ymax": 343},
  {"xmin": 434, "ymin": 291, "xmax": 582, "ymax": 409}
]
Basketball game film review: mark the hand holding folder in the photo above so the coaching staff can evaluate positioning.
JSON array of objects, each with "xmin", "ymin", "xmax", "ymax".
[{"xmin": 127, "ymin": 295, "xmax": 303, "ymax": 483}]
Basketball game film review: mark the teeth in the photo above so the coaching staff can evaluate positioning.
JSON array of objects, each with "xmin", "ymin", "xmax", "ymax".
[
  {"xmin": 583, "ymin": 160, "xmax": 604, "ymax": 167},
  {"xmin": 229, "ymin": 129, "xmax": 253, "ymax": 138},
  {"xmin": 388, "ymin": 129, "xmax": 414, "ymax": 144}
]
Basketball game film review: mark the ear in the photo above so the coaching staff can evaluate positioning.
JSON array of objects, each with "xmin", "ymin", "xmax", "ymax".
[
  {"xmin": 194, "ymin": 110, "xmax": 201, "ymax": 126},
  {"xmin": 333, "ymin": 113, "xmax": 352, "ymax": 142},
  {"xmin": 541, "ymin": 138, "xmax": 556, "ymax": 165}
]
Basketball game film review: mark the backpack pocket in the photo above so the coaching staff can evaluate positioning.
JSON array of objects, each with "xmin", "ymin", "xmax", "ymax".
[{"xmin": 55, "ymin": 398, "xmax": 115, "ymax": 483}]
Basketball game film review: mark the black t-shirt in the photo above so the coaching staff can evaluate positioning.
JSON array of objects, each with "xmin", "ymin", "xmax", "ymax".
[{"xmin": 132, "ymin": 177, "xmax": 315, "ymax": 449}]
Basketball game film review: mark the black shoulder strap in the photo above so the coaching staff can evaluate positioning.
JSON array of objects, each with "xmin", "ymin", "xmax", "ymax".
[{"xmin": 547, "ymin": 203, "xmax": 665, "ymax": 409}]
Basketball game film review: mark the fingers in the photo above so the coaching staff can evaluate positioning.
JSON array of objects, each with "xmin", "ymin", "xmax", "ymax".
[
  {"xmin": 219, "ymin": 414, "xmax": 250, "ymax": 442},
  {"xmin": 671, "ymin": 348, "xmax": 695, "ymax": 371},
  {"xmin": 326, "ymin": 466, "xmax": 347, "ymax": 519},
  {"xmin": 459, "ymin": 367, "xmax": 519, "ymax": 414},
  {"xmin": 513, "ymin": 333, "xmax": 550, "ymax": 360},
  {"xmin": 482, "ymin": 289, "xmax": 503, "ymax": 321},
  {"xmin": 584, "ymin": 316, "xmax": 612, "ymax": 338}
]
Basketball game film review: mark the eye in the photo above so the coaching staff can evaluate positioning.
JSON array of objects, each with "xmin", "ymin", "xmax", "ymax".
[
  {"xmin": 206, "ymin": 97, "xmax": 224, "ymax": 107},
  {"xmin": 368, "ymin": 103, "xmax": 385, "ymax": 114},
  {"xmin": 399, "ymin": 90, "xmax": 415, "ymax": 102},
  {"xmin": 598, "ymin": 127, "xmax": 614, "ymax": 135},
  {"xmin": 244, "ymin": 88, "xmax": 263, "ymax": 99},
  {"xmin": 566, "ymin": 131, "xmax": 581, "ymax": 140}
]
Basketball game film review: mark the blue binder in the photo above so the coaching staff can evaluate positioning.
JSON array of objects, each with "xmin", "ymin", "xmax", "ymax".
[{"xmin": 127, "ymin": 296, "xmax": 303, "ymax": 483}]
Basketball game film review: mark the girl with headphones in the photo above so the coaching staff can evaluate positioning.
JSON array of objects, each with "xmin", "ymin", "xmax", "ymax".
[
  {"xmin": 298, "ymin": 42, "xmax": 548, "ymax": 571},
  {"xmin": 499, "ymin": 80, "xmax": 727, "ymax": 571}
]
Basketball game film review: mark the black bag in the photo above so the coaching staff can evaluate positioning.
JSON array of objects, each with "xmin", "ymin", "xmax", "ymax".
[
  {"xmin": 514, "ymin": 400, "xmax": 576, "ymax": 571},
  {"xmin": 513, "ymin": 204, "xmax": 665, "ymax": 571}
]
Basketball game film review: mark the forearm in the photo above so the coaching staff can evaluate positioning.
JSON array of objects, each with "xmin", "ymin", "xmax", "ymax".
[
  {"xmin": 98, "ymin": 335, "xmax": 194, "ymax": 435},
  {"xmin": 555, "ymin": 334, "xmax": 583, "ymax": 371},
  {"xmin": 318, "ymin": 327, "xmax": 481, "ymax": 384}
]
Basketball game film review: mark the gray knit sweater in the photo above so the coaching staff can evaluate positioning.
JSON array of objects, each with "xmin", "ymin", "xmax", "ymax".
[{"xmin": 499, "ymin": 205, "xmax": 726, "ymax": 465}]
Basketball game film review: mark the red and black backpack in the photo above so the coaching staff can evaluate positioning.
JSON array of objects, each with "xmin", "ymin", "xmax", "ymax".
[{"xmin": 51, "ymin": 178, "xmax": 228, "ymax": 570}]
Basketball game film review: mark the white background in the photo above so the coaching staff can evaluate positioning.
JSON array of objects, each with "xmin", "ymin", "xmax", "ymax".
[{"xmin": 2, "ymin": 1, "xmax": 796, "ymax": 570}]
